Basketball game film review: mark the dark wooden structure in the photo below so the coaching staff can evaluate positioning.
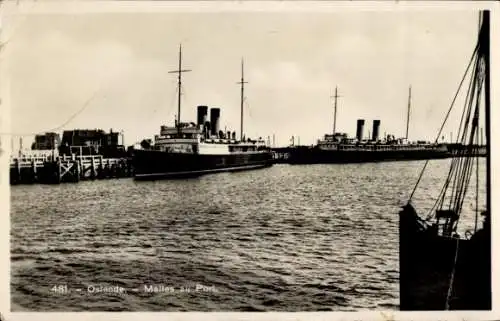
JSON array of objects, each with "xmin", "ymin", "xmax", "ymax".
[{"xmin": 10, "ymin": 153, "xmax": 132, "ymax": 185}]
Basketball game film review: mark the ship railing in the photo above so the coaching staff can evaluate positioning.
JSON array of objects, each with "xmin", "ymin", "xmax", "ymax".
[
  {"xmin": 204, "ymin": 138, "xmax": 243, "ymax": 144},
  {"xmin": 10, "ymin": 155, "xmax": 54, "ymax": 164},
  {"xmin": 10, "ymin": 153, "xmax": 106, "ymax": 166}
]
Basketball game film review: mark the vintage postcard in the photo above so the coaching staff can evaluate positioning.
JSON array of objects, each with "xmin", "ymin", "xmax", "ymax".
[{"xmin": 0, "ymin": 1, "xmax": 498, "ymax": 320}]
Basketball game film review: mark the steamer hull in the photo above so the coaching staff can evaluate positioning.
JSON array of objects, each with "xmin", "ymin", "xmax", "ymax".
[
  {"xmin": 288, "ymin": 146, "xmax": 450, "ymax": 164},
  {"xmin": 133, "ymin": 149, "xmax": 273, "ymax": 179}
]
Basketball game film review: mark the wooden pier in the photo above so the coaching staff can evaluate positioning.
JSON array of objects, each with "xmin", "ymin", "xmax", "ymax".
[{"xmin": 10, "ymin": 153, "xmax": 133, "ymax": 185}]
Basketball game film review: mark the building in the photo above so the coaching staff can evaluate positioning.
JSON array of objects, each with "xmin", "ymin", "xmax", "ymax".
[
  {"xmin": 31, "ymin": 132, "xmax": 60, "ymax": 150},
  {"xmin": 60, "ymin": 129, "xmax": 104, "ymax": 148},
  {"xmin": 58, "ymin": 129, "xmax": 124, "ymax": 157}
]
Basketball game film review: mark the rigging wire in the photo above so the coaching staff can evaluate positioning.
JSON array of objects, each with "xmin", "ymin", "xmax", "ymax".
[
  {"xmin": 0, "ymin": 84, "xmax": 109, "ymax": 137},
  {"xmin": 444, "ymin": 12, "xmax": 485, "ymax": 311},
  {"xmin": 426, "ymin": 51, "xmax": 479, "ymax": 219},
  {"xmin": 427, "ymin": 46, "xmax": 482, "ymax": 223},
  {"xmin": 0, "ymin": 0, "xmax": 117, "ymax": 139},
  {"xmin": 451, "ymin": 71, "xmax": 483, "ymax": 230},
  {"xmin": 2, "ymin": 60, "xmax": 178, "ymax": 144},
  {"xmin": 447, "ymin": 62, "xmax": 478, "ymax": 213},
  {"xmin": 129, "ymin": 79, "xmax": 179, "ymax": 147},
  {"xmin": 147, "ymin": 76, "xmax": 178, "ymax": 126},
  {"xmin": 430, "ymin": 12, "xmax": 486, "ymax": 222},
  {"xmin": 474, "ymin": 125, "xmax": 479, "ymax": 232},
  {"xmin": 448, "ymin": 57, "xmax": 478, "ymax": 208}
]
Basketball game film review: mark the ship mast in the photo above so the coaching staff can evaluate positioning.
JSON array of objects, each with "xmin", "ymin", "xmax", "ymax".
[
  {"xmin": 482, "ymin": 10, "xmax": 490, "ymax": 223},
  {"xmin": 331, "ymin": 86, "xmax": 341, "ymax": 135},
  {"xmin": 168, "ymin": 44, "xmax": 191, "ymax": 133},
  {"xmin": 406, "ymin": 85, "xmax": 411, "ymax": 140},
  {"xmin": 237, "ymin": 58, "xmax": 248, "ymax": 141}
]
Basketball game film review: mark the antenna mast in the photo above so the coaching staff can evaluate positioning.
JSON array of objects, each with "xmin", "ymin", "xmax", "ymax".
[
  {"xmin": 331, "ymin": 86, "xmax": 341, "ymax": 135},
  {"xmin": 237, "ymin": 58, "xmax": 248, "ymax": 141},
  {"xmin": 406, "ymin": 85, "xmax": 411, "ymax": 139},
  {"xmin": 168, "ymin": 44, "xmax": 191, "ymax": 132}
]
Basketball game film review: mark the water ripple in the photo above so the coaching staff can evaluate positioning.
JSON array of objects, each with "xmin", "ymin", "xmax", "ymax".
[{"xmin": 10, "ymin": 160, "xmax": 486, "ymax": 311}]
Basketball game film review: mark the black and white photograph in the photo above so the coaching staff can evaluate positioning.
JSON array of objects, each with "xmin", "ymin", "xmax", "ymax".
[{"xmin": 1, "ymin": 0, "xmax": 497, "ymax": 318}]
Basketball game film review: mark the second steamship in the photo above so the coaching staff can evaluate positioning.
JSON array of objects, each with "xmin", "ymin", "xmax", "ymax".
[
  {"xmin": 288, "ymin": 87, "xmax": 450, "ymax": 164},
  {"xmin": 133, "ymin": 46, "xmax": 273, "ymax": 179}
]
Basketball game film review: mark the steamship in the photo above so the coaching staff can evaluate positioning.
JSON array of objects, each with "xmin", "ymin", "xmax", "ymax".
[
  {"xmin": 288, "ymin": 88, "xmax": 449, "ymax": 164},
  {"xmin": 133, "ymin": 47, "xmax": 273, "ymax": 179}
]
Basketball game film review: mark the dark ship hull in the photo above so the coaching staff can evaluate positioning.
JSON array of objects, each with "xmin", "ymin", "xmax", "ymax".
[
  {"xmin": 288, "ymin": 146, "xmax": 450, "ymax": 164},
  {"xmin": 133, "ymin": 149, "xmax": 273, "ymax": 179},
  {"xmin": 399, "ymin": 204, "xmax": 491, "ymax": 310}
]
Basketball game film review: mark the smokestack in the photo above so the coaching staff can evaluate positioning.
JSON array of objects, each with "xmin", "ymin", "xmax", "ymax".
[
  {"xmin": 210, "ymin": 108, "xmax": 221, "ymax": 136},
  {"xmin": 197, "ymin": 105, "xmax": 208, "ymax": 127},
  {"xmin": 356, "ymin": 119, "xmax": 365, "ymax": 141},
  {"xmin": 372, "ymin": 120, "xmax": 380, "ymax": 141}
]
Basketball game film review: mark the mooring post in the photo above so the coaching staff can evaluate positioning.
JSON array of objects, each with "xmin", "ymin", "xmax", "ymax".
[
  {"xmin": 105, "ymin": 159, "xmax": 110, "ymax": 178},
  {"xmin": 90, "ymin": 156, "xmax": 96, "ymax": 180},
  {"xmin": 56, "ymin": 157, "xmax": 61, "ymax": 184},
  {"xmin": 78, "ymin": 157, "xmax": 83, "ymax": 180},
  {"xmin": 74, "ymin": 160, "xmax": 80, "ymax": 182}
]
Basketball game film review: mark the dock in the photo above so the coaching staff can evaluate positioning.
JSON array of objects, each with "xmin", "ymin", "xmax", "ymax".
[
  {"xmin": 9, "ymin": 143, "xmax": 485, "ymax": 185},
  {"xmin": 10, "ymin": 153, "xmax": 133, "ymax": 185}
]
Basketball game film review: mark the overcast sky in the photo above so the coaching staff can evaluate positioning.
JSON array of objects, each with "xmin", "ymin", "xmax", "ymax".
[{"xmin": 2, "ymin": 4, "xmax": 485, "ymax": 147}]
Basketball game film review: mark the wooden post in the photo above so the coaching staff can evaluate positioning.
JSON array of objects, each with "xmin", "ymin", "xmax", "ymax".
[
  {"xmin": 97, "ymin": 157, "xmax": 104, "ymax": 179},
  {"xmin": 74, "ymin": 160, "xmax": 80, "ymax": 182},
  {"xmin": 56, "ymin": 157, "xmax": 61, "ymax": 184},
  {"xmin": 90, "ymin": 156, "xmax": 96, "ymax": 180},
  {"xmin": 78, "ymin": 157, "xmax": 83, "ymax": 180},
  {"xmin": 105, "ymin": 159, "xmax": 110, "ymax": 178}
]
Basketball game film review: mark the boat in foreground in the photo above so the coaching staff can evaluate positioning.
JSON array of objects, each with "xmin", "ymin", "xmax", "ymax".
[{"xmin": 399, "ymin": 11, "xmax": 491, "ymax": 310}]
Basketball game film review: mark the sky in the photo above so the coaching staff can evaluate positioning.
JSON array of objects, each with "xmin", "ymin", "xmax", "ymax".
[{"xmin": 1, "ymin": 4, "xmax": 485, "ymax": 148}]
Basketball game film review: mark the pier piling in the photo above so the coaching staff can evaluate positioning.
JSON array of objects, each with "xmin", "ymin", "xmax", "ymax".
[{"xmin": 10, "ymin": 153, "xmax": 133, "ymax": 185}]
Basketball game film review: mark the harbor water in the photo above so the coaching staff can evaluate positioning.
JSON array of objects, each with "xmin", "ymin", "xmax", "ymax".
[{"xmin": 10, "ymin": 159, "xmax": 486, "ymax": 311}]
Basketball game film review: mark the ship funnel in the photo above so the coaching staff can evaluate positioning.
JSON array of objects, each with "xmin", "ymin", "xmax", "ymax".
[
  {"xmin": 210, "ymin": 108, "xmax": 221, "ymax": 136},
  {"xmin": 372, "ymin": 120, "xmax": 380, "ymax": 141},
  {"xmin": 197, "ymin": 105, "xmax": 208, "ymax": 127},
  {"xmin": 356, "ymin": 119, "xmax": 365, "ymax": 141}
]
